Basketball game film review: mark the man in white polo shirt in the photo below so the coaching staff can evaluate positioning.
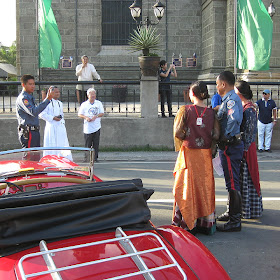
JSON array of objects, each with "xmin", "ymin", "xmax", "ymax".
[
  {"xmin": 75, "ymin": 55, "xmax": 103, "ymax": 104},
  {"xmin": 78, "ymin": 88, "xmax": 104, "ymax": 162}
]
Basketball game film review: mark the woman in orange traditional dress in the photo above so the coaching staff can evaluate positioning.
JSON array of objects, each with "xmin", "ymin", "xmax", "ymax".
[{"xmin": 172, "ymin": 81, "xmax": 220, "ymax": 235}]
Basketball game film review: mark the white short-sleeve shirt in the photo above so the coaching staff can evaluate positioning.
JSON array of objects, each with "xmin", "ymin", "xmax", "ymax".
[{"xmin": 78, "ymin": 100, "xmax": 104, "ymax": 134}]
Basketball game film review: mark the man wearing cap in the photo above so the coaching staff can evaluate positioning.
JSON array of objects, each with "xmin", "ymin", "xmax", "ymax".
[
  {"xmin": 256, "ymin": 89, "xmax": 277, "ymax": 153},
  {"xmin": 75, "ymin": 55, "xmax": 103, "ymax": 104}
]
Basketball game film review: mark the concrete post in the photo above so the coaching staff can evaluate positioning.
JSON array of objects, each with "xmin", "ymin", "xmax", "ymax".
[{"xmin": 140, "ymin": 76, "xmax": 159, "ymax": 118}]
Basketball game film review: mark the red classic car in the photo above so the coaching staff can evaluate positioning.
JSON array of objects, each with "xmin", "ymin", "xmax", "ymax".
[{"xmin": 0, "ymin": 147, "xmax": 230, "ymax": 280}]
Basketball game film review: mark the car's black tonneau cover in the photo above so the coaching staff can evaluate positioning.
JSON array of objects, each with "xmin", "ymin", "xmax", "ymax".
[{"xmin": 0, "ymin": 179, "xmax": 154, "ymax": 256}]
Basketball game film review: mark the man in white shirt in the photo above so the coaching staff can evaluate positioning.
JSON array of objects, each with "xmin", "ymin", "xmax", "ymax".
[
  {"xmin": 78, "ymin": 88, "xmax": 104, "ymax": 162},
  {"xmin": 76, "ymin": 55, "xmax": 103, "ymax": 104},
  {"xmin": 39, "ymin": 86, "xmax": 72, "ymax": 160}
]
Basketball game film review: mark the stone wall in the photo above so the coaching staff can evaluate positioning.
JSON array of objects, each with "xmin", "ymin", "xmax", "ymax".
[
  {"xmin": 1, "ymin": 116, "xmax": 280, "ymax": 151},
  {"xmin": 17, "ymin": 0, "xmax": 280, "ymax": 82},
  {"xmin": 16, "ymin": 0, "xmax": 210, "ymax": 82},
  {"xmin": 201, "ymin": 0, "xmax": 227, "ymax": 78},
  {"xmin": 17, "ymin": 0, "xmax": 37, "ymax": 76}
]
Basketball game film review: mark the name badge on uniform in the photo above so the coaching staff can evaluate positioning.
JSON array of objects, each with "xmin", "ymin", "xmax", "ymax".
[{"xmin": 196, "ymin": 117, "xmax": 203, "ymax": 126}]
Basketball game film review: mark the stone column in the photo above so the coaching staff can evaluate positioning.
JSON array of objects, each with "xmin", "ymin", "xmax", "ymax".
[
  {"xmin": 140, "ymin": 76, "xmax": 159, "ymax": 118},
  {"xmin": 200, "ymin": 0, "xmax": 227, "ymax": 79}
]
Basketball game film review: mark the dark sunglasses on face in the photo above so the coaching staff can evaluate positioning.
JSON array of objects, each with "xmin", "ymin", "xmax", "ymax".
[{"xmin": 263, "ymin": 93, "xmax": 268, "ymax": 95}]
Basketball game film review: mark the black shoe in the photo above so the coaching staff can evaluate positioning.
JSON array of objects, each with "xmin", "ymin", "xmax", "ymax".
[
  {"xmin": 217, "ymin": 190, "xmax": 242, "ymax": 232},
  {"xmin": 161, "ymin": 114, "xmax": 167, "ymax": 118},
  {"xmin": 197, "ymin": 224, "xmax": 216, "ymax": 235},
  {"xmin": 217, "ymin": 211, "xmax": 230, "ymax": 222},
  {"xmin": 216, "ymin": 219, "xmax": 241, "ymax": 232},
  {"xmin": 187, "ymin": 227, "xmax": 197, "ymax": 236},
  {"xmin": 258, "ymin": 149, "xmax": 264, "ymax": 153},
  {"xmin": 169, "ymin": 114, "xmax": 175, "ymax": 118},
  {"xmin": 265, "ymin": 149, "xmax": 272, "ymax": 153},
  {"xmin": 217, "ymin": 193, "xmax": 230, "ymax": 221}
]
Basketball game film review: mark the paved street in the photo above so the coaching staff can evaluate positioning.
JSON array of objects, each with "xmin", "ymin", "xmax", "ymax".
[{"xmin": 94, "ymin": 151, "xmax": 280, "ymax": 280}]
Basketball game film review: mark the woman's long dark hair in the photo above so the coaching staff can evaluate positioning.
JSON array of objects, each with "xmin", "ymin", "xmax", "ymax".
[
  {"xmin": 235, "ymin": 80, "xmax": 253, "ymax": 100},
  {"xmin": 190, "ymin": 81, "xmax": 210, "ymax": 100}
]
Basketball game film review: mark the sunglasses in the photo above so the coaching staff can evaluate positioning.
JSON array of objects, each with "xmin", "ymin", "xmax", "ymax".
[{"xmin": 263, "ymin": 92, "xmax": 269, "ymax": 95}]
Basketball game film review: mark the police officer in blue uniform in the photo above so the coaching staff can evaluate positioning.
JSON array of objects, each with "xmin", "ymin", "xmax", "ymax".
[
  {"xmin": 216, "ymin": 71, "xmax": 244, "ymax": 232},
  {"xmin": 16, "ymin": 75, "xmax": 54, "ymax": 153}
]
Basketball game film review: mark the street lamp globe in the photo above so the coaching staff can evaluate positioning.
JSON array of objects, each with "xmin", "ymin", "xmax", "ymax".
[
  {"xmin": 152, "ymin": 1, "xmax": 166, "ymax": 20},
  {"xmin": 268, "ymin": 1, "xmax": 276, "ymax": 18},
  {"xmin": 129, "ymin": 1, "xmax": 141, "ymax": 20}
]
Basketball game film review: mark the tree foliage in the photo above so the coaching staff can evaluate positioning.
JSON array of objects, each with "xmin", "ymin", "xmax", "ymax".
[{"xmin": 0, "ymin": 41, "xmax": 16, "ymax": 66}]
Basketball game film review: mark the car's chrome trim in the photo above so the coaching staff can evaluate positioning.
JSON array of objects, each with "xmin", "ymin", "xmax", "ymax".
[
  {"xmin": 39, "ymin": 240, "xmax": 63, "ymax": 280},
  {"xmin": 17, "ymin": 227, "xmax": 187, "ymax": 280},
  {"xmin": 0, "ymin": 147, "xmax": 94, "ymax": 156},
  {"xmin": 0, "ymin": 147, "xmax": 95, "ymax": 182}
]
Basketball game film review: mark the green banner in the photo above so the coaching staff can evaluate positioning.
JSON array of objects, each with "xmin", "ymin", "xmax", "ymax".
[
  {"xmin": 38, "ymin": 0, "xmax": 62, "ymax": 69},
  {"xmin": 236, "ymin": 0, "xmax": 273, "ymax": 71}
]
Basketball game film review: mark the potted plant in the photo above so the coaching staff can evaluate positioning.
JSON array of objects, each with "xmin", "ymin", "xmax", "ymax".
[{"xmin": 128, "ymin": 26, "xmax": 161, "ymax": 76}]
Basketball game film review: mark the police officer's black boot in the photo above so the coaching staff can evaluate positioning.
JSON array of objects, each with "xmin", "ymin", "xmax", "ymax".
[
  {"xmin": 217, "ymin": 193, "xmax": 229, "ymax": 221},
  {"xmin": 217, "ymin": 190, "xmax": 242, "ymax": 232}
]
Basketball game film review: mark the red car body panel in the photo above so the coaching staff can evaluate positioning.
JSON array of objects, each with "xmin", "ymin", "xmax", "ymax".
[
  {"xmin": 1, "ymin": 230, "xmax": 197, "ymax": 280},
  {"xmin": 0, "ymin": 228, "xmax": 230, "ymax": 280},
  {"xmin": 0, "ymin": 151, "xmax": 230, "ymax": 280},
  {"xmin": 0, "ymin": 155, "xmax": 102, "ymax": 195},
  {"xmin": 156, "ymin": 226, "xmax": 230, "ymax": 279}
]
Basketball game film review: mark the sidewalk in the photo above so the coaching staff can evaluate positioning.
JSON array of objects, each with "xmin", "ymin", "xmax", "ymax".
[
  {"xmin": 99, "ymin": 151, "xmax": 178, "ymax": 162},
  {"xmin": 98, "ymin": 149, "xmax": 280, "ymax": 162}
]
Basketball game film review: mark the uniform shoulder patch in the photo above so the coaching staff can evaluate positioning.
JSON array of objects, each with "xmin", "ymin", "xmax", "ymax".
[
  {"xmin": 227, "ymin": 100, "xmax": 235, "ymax": 109},
  {"xmin": 23, "ymin": 99, "xmax": 29, "ymax": 106}
]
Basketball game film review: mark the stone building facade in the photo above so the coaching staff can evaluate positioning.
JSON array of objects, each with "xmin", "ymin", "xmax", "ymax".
[{"xmin": 16, "ymin": 0, "xmax": 280, "ymax": 82}]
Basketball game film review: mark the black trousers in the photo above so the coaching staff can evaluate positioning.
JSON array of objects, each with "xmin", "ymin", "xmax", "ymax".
[
  {"xmin": 159, "ymin": 87, "xmax": 172, "ymax": 116},
  {"xmin": 18, "ymin": 129, "xmax": 40, "ymax": 160},
  {"xmin": 19, "ymin": 129, "xmax": 40, "ymax": 148},
  {"xmin": 77, "ymin": 90, "xmax": 87, "ymax": 105},
  {"xmin": 84, "ymin": 129, "xmax": 101, "ymax": 160}
]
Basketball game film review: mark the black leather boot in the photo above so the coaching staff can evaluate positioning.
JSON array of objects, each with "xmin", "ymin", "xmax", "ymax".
[
  {"xmin": 217, "ymin": 193, "xmax": 230, "ymax": 221},
  {"xmin": 217, "ymin": 190, "xmax": 242, "ymax": 232}
]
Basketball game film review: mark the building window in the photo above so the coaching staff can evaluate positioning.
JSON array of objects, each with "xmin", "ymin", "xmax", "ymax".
[{"xmin": 102, "ymin": 0, "xmax": 141, "ymax": 45}]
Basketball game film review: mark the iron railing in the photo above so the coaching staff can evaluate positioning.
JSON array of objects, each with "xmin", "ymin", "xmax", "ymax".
[{"xmin": 0, "ymin": 80, "xmax": 279, "ymax": 117}]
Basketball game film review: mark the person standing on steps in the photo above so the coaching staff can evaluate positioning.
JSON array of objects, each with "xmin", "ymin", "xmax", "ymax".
[
  {"xmin": 75, "ymin": 55, "xmax": 103, "ymax": 104},
  {"xmin": 159, "ymin": 60, "xmax": 177, "ymax": 118}
]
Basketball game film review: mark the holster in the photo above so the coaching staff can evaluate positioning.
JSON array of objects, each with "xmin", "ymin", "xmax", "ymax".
[
  {"xmin": 218, "ymin": 134, "xmax": 241, "ymax": 150},
  {"xmin": 18, "ymin": 124, "xmax": 29, "ymax": 139}
]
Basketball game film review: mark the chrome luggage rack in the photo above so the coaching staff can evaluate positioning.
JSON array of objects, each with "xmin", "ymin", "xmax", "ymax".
[{"xmin": 16, "ymin": 227, "xmax": 187, "ymax": 280}]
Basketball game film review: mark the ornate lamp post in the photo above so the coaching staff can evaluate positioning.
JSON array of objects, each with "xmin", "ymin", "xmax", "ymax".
[{"xmin": 129, "ymin": 0, "xmax": 166, "ymax": 27}]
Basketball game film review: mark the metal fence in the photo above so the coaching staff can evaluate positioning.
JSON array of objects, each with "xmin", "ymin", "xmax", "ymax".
[{"xmin": 0, "ymin": 80, "xmax": 279, "ymax": 117}]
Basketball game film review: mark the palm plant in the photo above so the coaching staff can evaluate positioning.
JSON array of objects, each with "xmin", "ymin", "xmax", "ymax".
[{"xmin": 128, "ymin": 26, "xmax": 160, "ymax": 56}]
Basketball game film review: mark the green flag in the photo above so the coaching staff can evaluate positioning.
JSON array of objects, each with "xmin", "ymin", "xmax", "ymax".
[
  {"xmin": 236, "ymin": 0, "xmax": 273, "ymax": 71},
  {"xmin": 38, "ymin": 0, "xmax": 62, "ymax": 69}
]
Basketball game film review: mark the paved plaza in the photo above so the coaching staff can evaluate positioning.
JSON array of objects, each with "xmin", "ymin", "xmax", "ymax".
[{"xmin": 94, "ymin": 150, "xmax": 280, "ymax": 280}]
